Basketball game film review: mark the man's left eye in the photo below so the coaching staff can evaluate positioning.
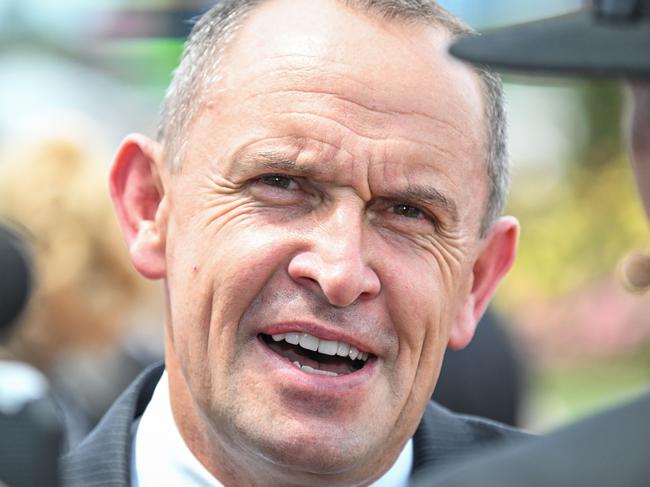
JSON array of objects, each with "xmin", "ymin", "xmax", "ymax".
[
  {"xmin": 258, "ymin": 174, "xmax": 298, "ymax": 189},
  {"xmin": 392, "ymin": 204, "xmax": 424, "ymax": 219}
]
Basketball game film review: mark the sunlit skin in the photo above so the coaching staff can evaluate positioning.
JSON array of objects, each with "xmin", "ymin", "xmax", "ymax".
[{"xmin": 110, "ymin": 0, "xmax": 519, "ymax": 485}]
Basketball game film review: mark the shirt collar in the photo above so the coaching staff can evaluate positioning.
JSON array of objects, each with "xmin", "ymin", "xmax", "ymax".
[{"xmin": 131, "ymin": 371, "xmax": 413, "ymax": 487}]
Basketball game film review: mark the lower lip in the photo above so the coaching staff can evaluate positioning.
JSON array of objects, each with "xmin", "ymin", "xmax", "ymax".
[{"xmin": 255, "ymin": 337, "xmax": 378, "ymax": 392}]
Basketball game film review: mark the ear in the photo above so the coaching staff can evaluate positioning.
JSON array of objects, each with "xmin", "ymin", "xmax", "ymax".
[
  {"xmin": 448, "ymin": 216, "xmax": 519, "ymax": 350},
  {"xmin": 109, "ymin": 134, "xmax": 168, "ymax": 280}
]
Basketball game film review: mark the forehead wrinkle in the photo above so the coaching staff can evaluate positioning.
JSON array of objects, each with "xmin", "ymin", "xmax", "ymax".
[
  {"xmin": 229, "ymin": 81, "xmax": 478, "ymax": 166},
  {"xmin": 263, "ymin": 107, "xmax": 467, "ymax": 166},
  {"xmin": 235, "ymin": 59, "xmax": 475, "ymax": 143},
  {"xmin": 249, "ymin": 85, "xmax": 470, "ymax": 144}
]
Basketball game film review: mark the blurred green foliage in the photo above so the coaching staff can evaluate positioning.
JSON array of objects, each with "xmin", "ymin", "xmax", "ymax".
[
  {"xmin": 526, "ymin": 350, "xmax": 650, "ymax": 430},
  {"xmin": 497, "ymin": 82, "xmax": 648, "ymax": 305},
  {"xmin": 574, "ymin": 81, "xmax": 624, "ymax": 171},
  {"xmin": 501, "ymin": 151, "xmax": 648, "ymax": 305},
  {"xmin": 98, "ymin": 38, "xmax": 184, "ymax": 94}
]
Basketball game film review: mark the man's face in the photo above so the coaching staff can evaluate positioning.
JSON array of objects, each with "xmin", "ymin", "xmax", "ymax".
[{"xmin": 157, "ymin": 0, "xmax": 502, "ymax": 483}]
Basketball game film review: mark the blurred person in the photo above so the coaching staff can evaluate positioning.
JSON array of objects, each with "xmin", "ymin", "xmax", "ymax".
[
  {"xmin": 412, "ymin": 0, "xmax": 650, "ymax": 485},
  {"xmin": 0, "ymin": 223, "xmax": 63, "ymax": 487},
  {"xmin": 62, "ymin": 1, "xmax": 529, "ymax": 486},
  {"xmin": 0, "ymin": 223, "xmax": 32, "ymax": 339},
  {"xmin": 0, "ymin": 139, "xmax": 161, "ymax": 449}
]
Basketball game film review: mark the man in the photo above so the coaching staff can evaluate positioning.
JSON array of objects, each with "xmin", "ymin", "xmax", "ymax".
[
  {"xmin": 412, "ymin": 1, "xmax": 650, "ymax": 485},
  {"xmin": 63, "ymin": 0, "xmax": 525, "ymax": 485}
]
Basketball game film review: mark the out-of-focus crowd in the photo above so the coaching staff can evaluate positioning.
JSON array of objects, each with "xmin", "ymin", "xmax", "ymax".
[{"xmin": 0, "ymin": 139, "xmax": 163, "ymax": 449}]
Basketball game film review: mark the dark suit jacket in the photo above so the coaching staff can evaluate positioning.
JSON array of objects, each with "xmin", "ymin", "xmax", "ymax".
[
  {"xmin": 413, "ymin": 390, "xmax": 650, "ymax": 487},
  {"xmin": 62, "ymin": 364, "xmax": 529, "ymax": 486}
]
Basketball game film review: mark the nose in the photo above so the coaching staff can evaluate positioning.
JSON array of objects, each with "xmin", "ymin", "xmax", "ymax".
[{"xmin": 287, "ymin": 206, "xmax": 381, "ymax": 307}]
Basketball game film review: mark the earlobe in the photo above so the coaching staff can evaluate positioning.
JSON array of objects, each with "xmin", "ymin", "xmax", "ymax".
[
  {"xmin": 110, "ymin": 134, "xmax": 168, "ymax": 280},
  {"xmin": 448, "ymin": 295, "xmax": 476, "ymax": 350},
  {"xmin": 448, "ymin": 217, "xmax": 519, "ymax": 350}
]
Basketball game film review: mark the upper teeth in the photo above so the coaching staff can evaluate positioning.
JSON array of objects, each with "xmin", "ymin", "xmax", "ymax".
[{"xmin": 271, "ymin": 332, "xmax": 370, "ymax": 362}]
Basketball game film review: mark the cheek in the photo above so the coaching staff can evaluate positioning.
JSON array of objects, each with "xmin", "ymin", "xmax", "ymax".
[
  {"xmin": 383, "ymin": 251, "xmax": 458, "ymax": 339},
  {"xmin": 379, "ymin": 244, "xmax": 468, "ymax": 386},
  {"xmin": 164, "ymin": 211, "xmax": 298, "ymax": 369}
]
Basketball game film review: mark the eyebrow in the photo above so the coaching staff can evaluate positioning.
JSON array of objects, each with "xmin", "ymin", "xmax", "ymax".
[
  {"xmin": 395, "ymin": 184, "xmax": 459, "ymax": 224},
  {"xmin": 233, "ymin": 149, "xmax": 458, "ymax": 222},
  {"xmin": 233, "ymin": 150, "xmax": 317, "ymax": 177}
]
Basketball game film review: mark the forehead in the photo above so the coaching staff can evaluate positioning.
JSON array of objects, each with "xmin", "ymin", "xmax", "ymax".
[
  {"xmin": 186, "ymin": 0, "xmax": 488, "ymax": 224},
  {"xmin": 218, "ymin": 0, "xmax": 484, "ymax": 122}
]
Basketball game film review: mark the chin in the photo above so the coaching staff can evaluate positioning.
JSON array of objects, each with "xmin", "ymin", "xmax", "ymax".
[{"xmin": 245, "ymin": 420, "xmax": 375, "ymax": 476}]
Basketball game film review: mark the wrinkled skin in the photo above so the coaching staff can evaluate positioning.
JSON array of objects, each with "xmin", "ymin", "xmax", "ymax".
[{"xmin": 110, "ymin": 0, "xmax": 519, "ymax": 485}]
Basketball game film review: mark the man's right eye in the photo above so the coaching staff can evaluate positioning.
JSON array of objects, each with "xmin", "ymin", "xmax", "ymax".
[{"xmin": 258, "ymin": 174, "xmax": 298, "ymax": 190}]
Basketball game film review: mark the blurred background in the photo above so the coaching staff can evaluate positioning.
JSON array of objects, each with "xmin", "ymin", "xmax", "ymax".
[{"xmin": 0, "ymin": 0, "xmax": 648, "ymax": 444}]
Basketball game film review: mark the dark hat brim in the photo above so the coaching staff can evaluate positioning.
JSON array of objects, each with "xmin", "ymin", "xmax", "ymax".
[{"xmin": 449, "ymin": 10, "xmax": 650, "ymax": 79}]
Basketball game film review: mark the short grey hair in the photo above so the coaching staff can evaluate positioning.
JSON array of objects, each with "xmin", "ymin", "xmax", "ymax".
[{"xmin": 158, "ymin": 0, "xmax": 508, "ymax": 236}]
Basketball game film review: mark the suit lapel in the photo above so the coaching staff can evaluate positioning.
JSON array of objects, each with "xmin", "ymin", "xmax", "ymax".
[
  {"xmin": 62, "ymin": 364, "xmax": 163, "ymax": 487},
  {"xmin": 412, "ymin": 400, "xmax": 529, "ymax": 477}
]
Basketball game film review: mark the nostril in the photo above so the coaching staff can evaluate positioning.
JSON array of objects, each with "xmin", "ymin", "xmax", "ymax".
[
  {"xmin": 294, "ymin": 275, "xmax": 320, "ymax": 291},
  {"xmin": 288, "ymin": 249, "xmax": 380, "ymax": 307}
]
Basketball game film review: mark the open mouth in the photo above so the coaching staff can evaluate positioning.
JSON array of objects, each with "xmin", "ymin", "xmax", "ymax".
[{"xmin": 259, "ymin": 332, "xmax": 373, "ymax": 377}]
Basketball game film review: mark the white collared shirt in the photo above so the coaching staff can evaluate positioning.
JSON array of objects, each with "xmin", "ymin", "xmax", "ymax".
[{"xmin": 131, "ymin": 372, "xmax": 413, "ymax": 487}]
